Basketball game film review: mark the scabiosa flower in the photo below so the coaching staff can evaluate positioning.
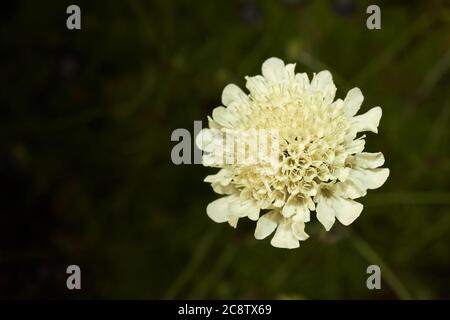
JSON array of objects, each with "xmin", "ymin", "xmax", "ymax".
[{"xmin": 196, "ymin": 57, "xmax": 389, "ymax": 249}]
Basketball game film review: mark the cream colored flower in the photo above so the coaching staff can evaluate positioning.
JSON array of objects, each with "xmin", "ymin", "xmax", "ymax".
[{"xmin": 197, "ymin": 57, "xmax": 389, "ymax": 249}]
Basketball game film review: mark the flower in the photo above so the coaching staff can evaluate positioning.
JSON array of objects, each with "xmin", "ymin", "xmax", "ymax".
[{"xmin": 196, "ymin": 57, "xmax": 389, "ymax": 249}]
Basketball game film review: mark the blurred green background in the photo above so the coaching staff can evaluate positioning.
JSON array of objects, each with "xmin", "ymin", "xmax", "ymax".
[{"xmin": 1, "ymin": 0, "xmax": 449, "ymax": 299}]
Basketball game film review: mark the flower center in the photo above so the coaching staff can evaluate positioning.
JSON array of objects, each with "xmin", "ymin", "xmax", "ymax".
[{"xmin": 230, "ymin": 94, "xmax": 351, "ymax": 206}]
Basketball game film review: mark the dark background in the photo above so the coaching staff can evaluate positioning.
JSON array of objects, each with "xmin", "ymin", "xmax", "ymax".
[{"xmin": 0, "ymin": 0, "xmax": 449, "ymax": 299}]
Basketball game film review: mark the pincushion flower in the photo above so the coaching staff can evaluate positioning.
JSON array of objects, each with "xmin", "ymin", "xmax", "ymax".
[{"xmin": 196, "ymin": 57, "xmax": 389, "ymax": 249}]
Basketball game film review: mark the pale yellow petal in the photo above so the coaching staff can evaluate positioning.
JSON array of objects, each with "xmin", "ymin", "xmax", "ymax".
[
  {"xmin": 346, "ymin": 138, "xmax": 366, "ymax": 154},
  {"xmin": 206, "ymin": 195, "xmax": 235, "ymax": 223},
  {"xmin": 335, "ymin": 180, "xmax": 367, "ymax": 199},
  {"xmin": 228, "ymin": 216, "xmax": 239, "ymax": 228},
  {"xmin": 348, "ymin": 167, "xmax": 390, "ymax": 190},
  {"xmin": 332, "ymin": 197, "xmax": 363, "ymax": 226},
  {"xmin": 254, "ymin": 210, "xmax": 280, "ymax": 240},
  {"xmin": 291, "ymin": 221, "xmax": 309, "ymax": 241},
  {"xmin": 221, "ymin": 84, "xmax": 248, "ymax": 108},
  {"xmin": 310, "ymin": 70, "xmax": 336, "ymax": 103},
  {"xmin": 229, "ymin": 198, "xmax": 260, "ymax": 219},
  {"xmin": 212, "ymin": 106, "xmax": 235, "ymax": 128},
  {"xmin": 270, "ymin": 219, "xmax": 300, "ymax": 249},
  {"xmin": 353, "ymin": 152, "xmax": 385, "ymax": 169},
  {"xmin": 262, "ymin": 57, "xmax": 285, "ymax": 82},
  {"xmin": 343, "ymin": 88, "xmax": 364, "ymax": 117},
  {"xmin": 316, "ymin": 198, "xmax": 336, "ymax": 231},
  {"xmin": 352, "ymin": 106, "xmax": 382, "ymax": 133}
]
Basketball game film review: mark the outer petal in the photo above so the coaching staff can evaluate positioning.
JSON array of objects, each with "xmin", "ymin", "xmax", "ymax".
[
  {"xmin": 346, "ymin": 138, "xmax": 366, "ymax": 154},
  {"xmin": 196, "ymin": 128, "xmax": 224, "ymax": 153},
  {"xmin": 207, "ymin": 116, "xmax": 220, "ymax": 129},
  {"xmin": 254, "ymin": 210, "xmax": 280, "ymax": 240},
  {"xmin": 211, "ymin": 182, "xmax": 235, "ymax": 195},
  {"xmin": 270, "ymin": 189, "xmax": 286, "ymax": 208},
  {"xmin": 316, "ymin": 198, "xmax": 336, "ymax": 231},
  {"xmin": 294, "ymin": 206, "xmax": 310, "ymax": 223},
  {"xmin": 247, "ymin": 205, "xmax": 261, "ymax": 221},
  {"xmin": 310, "ymin": 70, "xmax": 336, "ymax": 103},
  {"xmin": 221, "ymin": 84, "xmax": 248, "ymax": 108},
  {"xmin": 353, "ymin": 152, "xmax": 385, "ymax": 169},
  {"xmin": 204, "ymin": 168, "xmax": 232, "ymax": 185},
  {"xmin": 291, "ymin": 221, "xmax": 309, "ymax": 241},
  {"xmin": 206, "ymin": 195, "xmax": 236, "ymax": 223},
  {"xmin": 348, "ymin": 168, "xmax": 390, "ymax": 190},
  {"xmin": 212, "ymin": 106, "xmax": 236, "ymax": 128},
  {"xmin": 262, "ymin": 57, "xmax": 285, "ymax": 82},
  {"xmin": 335, "ymin": 180, "xmax": 367, "ymax": 199},
  {"xmin": 281, "ymin": 194, "xmax": 298, "ymax": 218},
  {"xmin": 343, "ymin": 88, "xmax": 364, "ymax": 117},
  {"xmin": 352, "ymin": 106, "xmax": 382, "ymax": 133},
  {"xmin": 245, "ymin": 75, "xmax": 269, "ymax": 99},
  {"xmin": 205, "ymin": 169, "xmax": 235, "ymax": 195},
  {"xmin": 332, "ymin": 197, "xmax": 363, "ymax": 226},
  {"xmin": 229, "ymin": 198, "xmax": 260, "ymax": 220},
  {"xmin": 284, "ymin": 63, "xmax": 296, "ymax": 79},
  {"xmin": 295, "ymin": 73, "xmax": 310, "ymax": 90},
  {"xmin": 282, "ymin": 194, "xmax": 311, "ymax": 221},
  {"xmin": 228, "ymin": 216, "xmax": 239, "ymax": 228},
  {"xmin": 270, "ymin": 219, "xmax": 299, "ymax": 249}
]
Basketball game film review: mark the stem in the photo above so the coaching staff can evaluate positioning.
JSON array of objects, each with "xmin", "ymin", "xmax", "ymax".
[{"xmin": 163, "ymin": 228, "xmax": 218, "ymax": 299}]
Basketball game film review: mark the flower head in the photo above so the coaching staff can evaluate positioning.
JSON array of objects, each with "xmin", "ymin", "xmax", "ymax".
[{"xmin": 197, "ymin": 57, "xmax": 389, "ymax": 249}]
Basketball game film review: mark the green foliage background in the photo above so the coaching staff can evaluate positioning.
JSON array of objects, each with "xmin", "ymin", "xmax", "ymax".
[{"xmin": 1, "ymin": 0, "xmax": 449, "ymax": 299}]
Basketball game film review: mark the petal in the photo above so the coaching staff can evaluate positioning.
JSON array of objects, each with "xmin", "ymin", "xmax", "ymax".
[
  {"xmin": 212, "ymin": 106, "xmax": 236, "ymax": 128},
  {"xmin": 211, "ymin": 182, "xmax": 235, "ymax": 195},
  {"xmin": 229, "ymin": 198, "xmax": 260, "ymax": 219},
  {"xmin": 295, "ymin": 73, "xmax": 310, "ymax": 90},
  {"xmin": 245, "ymin": 75, "xmax": 269, "ymax": 99},
  {"xmin": 284, "ymin": 195, "xmax": 311, "ymax": 223},
  {"xmin": 221, "ymin": 84, "xmax": 248, "ymax": 108},
  {"xmin": 354, "ymin": 152, "xmax": 385, "ymax": 169},
  {"xmin": 343, "ymin": 88, "xmax": 364, "ymax": 117},
  {"xmin": 310, "ymin": 70, "xmax": 333, "ymax": 90},
  {"xmin": 310, "ymin": 70, "xmax": 336, "ymax": 103},
  {"xmin": 270, "ymin": 219, "xmax": 300, "ymax": 249},
  {"xmin": 294, "ymin": 206, "xmax": 311, "ymax": 222},
  {"xmin": 207, "ymin": 116, "xmax": 220, "ymax": 129},
  {"xmin": 228, "ymin": 216, "xmax": 239, "ymax": 228},
  {"xmin": 330, "ymin": 99, "xmax": 344, "ymax": 116},
  {"xmin": 348, "ymin": 167, "xmax": 390, "ymax": 190},
  {"xmin": 202, "ymin": 151, "xmax": 224, "ymax": 167},
  {"xmin": 335, "ymin": 180, "xmax": 367, "ymax": 199},
  {"xmin": 284, "ymin": 63, "xmax": 296, "ymax": 79},
  {"xmin": 207, "ymin": 170, "xmax": 236, "ymax": 195},
  {"xmin": 254, "ymin": 210, "xmax": 280, "ymax": 240},
  {"xmin": 262, "ymin": 57, "xmax": 286, "ymax": 82},
  {"xmin": 204, "ymin": 168, "xmax": 232, "ymax": 185},
  {"xmin": 270, "ymin": 189, "xmax": 286, "ymax": 207},
  {"xmin": 352, "ymin": 106, "xmax": 382, "ymax": 133},
  {"xmin": 206, "ymin": 195, "xmax": 235, "ymax": 223},
  {"xmin": 247, "ymin": 205, "xmax": 261, "ymax": 221},
  {"xmin": 332, "ymin": 197, "xmax": 363, "ymax": 226},
  {"xmin": 335, "ymin": 167, "xmax": 350, "ymax": 181},
  {"xmin": 316, "ymin": 198, "xmax": 336, "ymax": 231},
  {"xmin": 291, "ymin": 221, "xmax": 309, "ymax": 241},
  {"xmin": 195, "ymin": 128, "xmax": 216, "ymax": 152},
  {"xmin": 281, "ymin": 194, "xmax": 298, "ymax": 218},
  {"xmin": 346, "ymin": 138, "xmax": 366, "ymax": 154}
]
